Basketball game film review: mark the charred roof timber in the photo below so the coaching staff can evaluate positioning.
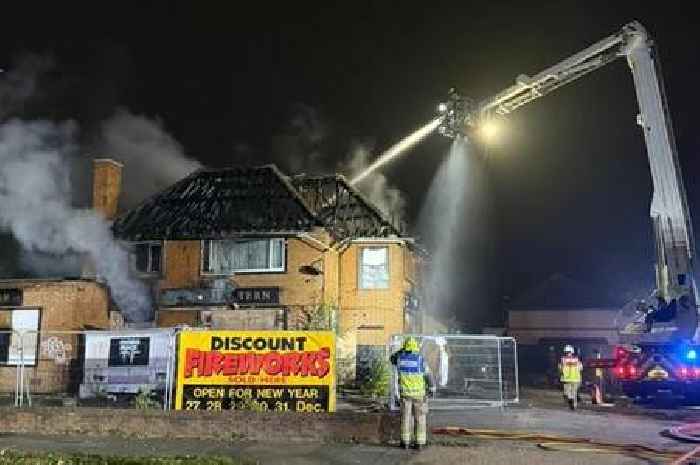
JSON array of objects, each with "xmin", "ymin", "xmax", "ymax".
[
  {"xmin": 112, "ymin": 165, "xmax": 403, "ymax": 242},
  {"xmin": 291, "ymin": 174, "xmax": 402, "ymax": 240}
]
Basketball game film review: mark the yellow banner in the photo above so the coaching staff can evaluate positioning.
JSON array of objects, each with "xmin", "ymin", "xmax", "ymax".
[{"xmin": 175, "ymin": 330, "xmax": 336, "ymax": 412}]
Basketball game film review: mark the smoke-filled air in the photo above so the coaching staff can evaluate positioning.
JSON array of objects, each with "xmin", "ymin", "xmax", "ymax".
[
  {"xmin": 0, "ymin": 120, "xmax": 152, "ymax": 321},
  {"xmin": 96, "ymin": 108, "xmax": 202, "ymax": 208},
  {"xmin": 0, "ymin": 54, "xmax": 203, "ymax": 322},
  {"xmin": 349, "ymin": 117, "xmax": 441, "ymax": 186},
  {"xmin": 271, "ymin": 105, "xmax": 408, "ymax": 220},
  {"xmin": 342, "ymin": 144, "xmax": 406, "ymax": 219}
]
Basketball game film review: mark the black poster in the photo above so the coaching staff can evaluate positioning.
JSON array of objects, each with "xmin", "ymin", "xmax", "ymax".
[{"xmin": 108, "ymin": 337, "xmax": 150, "ymax": 366}]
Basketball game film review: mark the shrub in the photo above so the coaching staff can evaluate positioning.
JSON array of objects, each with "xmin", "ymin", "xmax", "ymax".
[
  {"xmin": 359, "ymin": 358, "xmax": 390, "ymax": 398},
  {"xmin": 134, "ymin": 386, "xmax": 160, "ymax": 410},
  {"xmin": 302, "ymin": 304, "xmax": 338, "ymax": 332}
]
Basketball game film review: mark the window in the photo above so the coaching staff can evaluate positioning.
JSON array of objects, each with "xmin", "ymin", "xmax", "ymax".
[
  {"xmin": 0, "ymin": 309, "xmax": 39, "ymax": 366},
  {"xmin": 133, "ymin": 242, "xmax": 162, "ymax": 274},
  {"xmin": 359, "ymin": 246, "xmax": 389, "ymax": 289},
  {"xmin": 0, "ymin": 332, "xmax": 9, "ymax": 365},
  {"xmin": 203, "ymin": 239, "xmax": 285, "ymax": 274},
  {"xmin": 0, "ymin": 289, "xmax": 22, "ymax": 306}
]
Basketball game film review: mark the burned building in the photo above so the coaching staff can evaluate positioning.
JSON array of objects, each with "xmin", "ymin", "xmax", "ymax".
[
  {"xmin": 0, "ymin": 279, "xmax": 111, "ymax": 394},
  {"xmin": 109, "ymin": 163, "xmax": 424, "ymax": 379}
]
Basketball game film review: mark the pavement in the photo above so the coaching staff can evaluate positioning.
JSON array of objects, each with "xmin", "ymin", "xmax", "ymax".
[
  {"xmin": 0, "ymin": 434, "xmax": 654, "ymax": 465},
  {"xmin": 2, "ymin": 388, "xmax": 700, "ymax": 464}
]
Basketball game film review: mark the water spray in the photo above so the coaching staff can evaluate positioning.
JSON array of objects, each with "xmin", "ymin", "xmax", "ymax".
[{"xmin": 349, "ymin": 117, "xmax": 442, "ymax": 186}]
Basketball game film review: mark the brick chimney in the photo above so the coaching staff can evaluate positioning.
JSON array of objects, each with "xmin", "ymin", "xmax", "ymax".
[{"xmin": 92, "ymin": 158, "xmax": 123, "ymax": 220}]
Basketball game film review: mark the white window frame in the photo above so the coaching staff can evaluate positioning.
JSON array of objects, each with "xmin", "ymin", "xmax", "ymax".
[
  {"xmin": 0, "ymin": 308, "xmax": 40, "ymax": 366},
  {"xmin": 201, "ymin": 238, "xmax": 286, "ymax": 275},
  {"xmin": 358, "ymin": 246, "xmax": 390, "ymax": 290},
  {"xmin": 131, "ymin": 241, "xmax": 163, "ymax": 275}
]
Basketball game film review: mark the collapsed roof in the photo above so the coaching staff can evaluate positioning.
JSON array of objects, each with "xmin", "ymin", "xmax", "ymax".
[
  {"xmin": 291, "ymin": 174, "xmax": 400, "ymax": 240},
  {"xmin": 112, "ymin": 165, "xmax": 402, "ymax": 242}
]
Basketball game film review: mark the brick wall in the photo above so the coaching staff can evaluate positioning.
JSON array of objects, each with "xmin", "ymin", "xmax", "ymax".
[
  {"xmin": 0, "ymin": 280, "xmax": 110, "ymax": 394},
  {"xmin": 22, "ymin": 281, "xmax": 111, "ymax": 330},
  {"xmin": 209, "ymin": 308, "xmax": 285, "ymax": 329},
  {"xmin": 337, "ymin": 243, "xmax": 408, "ymax": 345},
  {"xmin": 158, "ymin": 238, "xmax": 327, "ymax": 308},
  {"xmin": 157, "ymin": 309, "xmax": 198, "ymax": 327},
  {"xmin": 0, "ymin": 407, "xmax": 400, "ymax": 444},
  {"xmin": 323, "ymin": 248, "xmax": 340, "ymax": 306},
  {"xmin": 92, "ymin": 159, "xmax": 123, "ymax": 220},
  {"xmin": 151, "ymin": 236, "xmax": 420, "ymax": 380}
]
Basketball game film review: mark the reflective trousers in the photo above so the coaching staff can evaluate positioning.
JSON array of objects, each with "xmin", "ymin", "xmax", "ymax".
[
  {"xmin": 400, "ymin": 396, "xmax": 428, "ymax": 445},
  {"xmin": 563, "ymin": 382, "xmax": 580, "ymax": 408}
]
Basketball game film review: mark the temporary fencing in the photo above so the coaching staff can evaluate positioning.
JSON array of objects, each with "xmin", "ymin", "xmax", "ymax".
[
  {"xmin": 0, "ymin": 329, "xmax": 177, "ymax": 410},
  {"xmin": 388, "ymin": 334, "xmax": 519, "ymax": 409}
]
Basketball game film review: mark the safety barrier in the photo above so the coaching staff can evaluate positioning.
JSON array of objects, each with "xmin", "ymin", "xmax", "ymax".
[
  {"xmin": 3, "ymin": 329, "xmax": 514, "ymax": 411},
  {"xmin": 1, "ymin": 329, "xmax": 177, "ymax": 410},
  {"xmin": 388, "ymin": 334, "xmax": 519, "ymax": 409},
  {"xmin": 0, "ymin": 330, "xmax": 22, "ymax": 406}
]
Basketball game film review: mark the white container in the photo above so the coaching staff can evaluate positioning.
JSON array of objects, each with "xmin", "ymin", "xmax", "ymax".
[{"xmin": 79, "ymin": 329, "xmax": 173, "ymax": 399}]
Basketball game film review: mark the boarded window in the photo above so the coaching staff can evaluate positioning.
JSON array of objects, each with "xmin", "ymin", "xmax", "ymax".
[
  {"xmin": 203, "ymin": 239, "xmax": 285, "ymax": 274},
  {"xmin": 133, "ymin": 242, "xmax": 162, "ymax": 274},
  {"xmin": 359, "ymin": 247, "xmax": 389, "ymax": 289}
]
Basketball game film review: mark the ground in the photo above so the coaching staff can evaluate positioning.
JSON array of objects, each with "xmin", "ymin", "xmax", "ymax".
[{"xmin": 2, "ymin": 388, "xmax": 700, "ymax": 464}]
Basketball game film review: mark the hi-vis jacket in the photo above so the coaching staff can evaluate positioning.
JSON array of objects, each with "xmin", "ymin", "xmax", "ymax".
[
  {"xmin": 560, "ymin": 355, "xmax": 583, "ymax": 383},
  {"xmin": 390, "ymin": 349, "xmax": 434, "ymax": 398}
]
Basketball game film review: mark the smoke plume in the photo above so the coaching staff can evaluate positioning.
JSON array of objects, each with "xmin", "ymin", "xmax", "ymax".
[
  {"xmin": 0, "ymin": 120, "xmax": 152, "ymax": 321},
  {"xmin": 96, "ymin": 108, "xmax": 202, "ymax": 208},
  {"xmin": 342, "ymin": 144, "xmax": 406, "ymax": 219},
  {"xmin": 272, "ymin": 105, "xmax": 406, "ymax": 219}
]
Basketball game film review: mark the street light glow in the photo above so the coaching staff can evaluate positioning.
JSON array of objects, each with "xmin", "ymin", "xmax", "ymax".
[{"xmin": 479, "ymin": 119, "xmax": 500, "ymax": 143}]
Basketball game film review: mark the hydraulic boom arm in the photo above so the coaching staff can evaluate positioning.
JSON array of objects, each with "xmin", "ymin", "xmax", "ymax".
[{"xmin": 438, "ymin": 22, "xmax": 697, "ymax": 341}]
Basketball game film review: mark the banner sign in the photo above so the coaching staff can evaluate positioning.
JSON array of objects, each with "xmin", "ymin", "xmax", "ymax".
[{"xmin": 175, "ymin": 330, "xmax": 336, "ymax": 412}]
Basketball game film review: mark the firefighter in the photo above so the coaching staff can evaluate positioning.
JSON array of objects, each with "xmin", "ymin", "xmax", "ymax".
[
  {"xmin": 559, "ymin": 344, "xmax": 583, "ymax": 410},
  {"xmin": 390, "ymin": 336, "xmax": 435, "ymax": 450}
]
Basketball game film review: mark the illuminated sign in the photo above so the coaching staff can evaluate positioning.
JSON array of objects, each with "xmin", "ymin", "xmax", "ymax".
[{"xmin": 175, "ymin": 330, "xmax": 335, "ymax": 412}]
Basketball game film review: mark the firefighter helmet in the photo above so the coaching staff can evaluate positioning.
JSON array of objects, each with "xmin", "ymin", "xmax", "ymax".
[{"xmin": 403, "ymin": 336, "xmax": 420, "ymax": 353}]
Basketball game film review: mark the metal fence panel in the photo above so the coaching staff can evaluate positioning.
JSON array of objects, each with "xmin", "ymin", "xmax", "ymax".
[
  {"xmin": 16, "ymin": 329, "xmax": 176, "ymax": 410},
  {"xmin": 388, "ymin": 334, "xmax": 519, "ymax": 410},
  {"xmin": 0, "ymin": 330, "xmax": 21, "ymax": 406}
]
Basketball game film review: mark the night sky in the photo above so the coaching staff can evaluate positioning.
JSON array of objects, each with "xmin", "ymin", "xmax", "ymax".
[{"xmin": 1, "ymin": 3, "xmax": 698, "ymax": 325}]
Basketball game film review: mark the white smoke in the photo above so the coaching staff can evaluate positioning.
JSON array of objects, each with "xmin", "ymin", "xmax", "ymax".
[
  {"xmin": 0, "ymin": 120, "xmax": 152, "ymax": 321},
  {"xmin": 271, "ymin": 105, "xmax": 406, "ymax": 221},
  {"xmin": 342, "ymin": 144, "xmax": 406, "ymax": 219},
  {"xmin": 97, "ymin": 108, "xmax": 202, "ymax": 208},
  {"xmin": 19, "ymin": 251, "xmax": 82, "ymax": 278}
]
